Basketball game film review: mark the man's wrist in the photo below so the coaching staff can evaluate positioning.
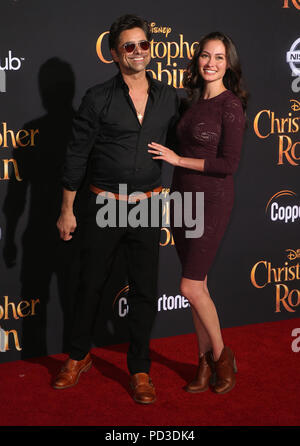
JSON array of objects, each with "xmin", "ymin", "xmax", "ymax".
[{"xmin": 60, "ymin": 207, "xmax": 74, "ymax": 215}]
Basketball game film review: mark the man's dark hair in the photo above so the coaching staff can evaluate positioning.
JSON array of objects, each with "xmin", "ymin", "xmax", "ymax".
[{"xmin": 108, "ymin": 14, "xmax": 151, "ymax": 50}]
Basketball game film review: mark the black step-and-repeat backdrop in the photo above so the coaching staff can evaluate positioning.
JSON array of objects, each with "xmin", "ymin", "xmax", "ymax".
[{"xmin": 0, "ymin": 0, "xmax": 299, "ymax": 363}]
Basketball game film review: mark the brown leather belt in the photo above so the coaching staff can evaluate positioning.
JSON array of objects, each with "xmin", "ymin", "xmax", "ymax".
[{"xmin": 90, "ymin": 184, "xmax": 162, "ymax": 202}]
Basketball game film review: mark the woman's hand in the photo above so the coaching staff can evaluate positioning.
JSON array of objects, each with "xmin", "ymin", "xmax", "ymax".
[{"xmin": 148, "ymin": 142, "xmax": 181, "ymax": 166}]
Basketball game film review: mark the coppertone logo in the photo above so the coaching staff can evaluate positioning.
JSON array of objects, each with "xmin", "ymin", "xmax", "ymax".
[
  {"xmin": 250, "ymin": 249, "xmax": 300, "ymax": 313},
  {"xmin": 286, "ymin": 38, "xmax": 300, "ymax": 92},
  {"xmin": 112, "ymin": 285, "xmax": 130, "ymax": 317},
  {"xmin": 265, "ymin": 190, "xmax": 300, "ymax": 223},
  {"xmin": 0, "ymin": 51, "xmax": 26, "ymax": 93},
  {"xmin": 96, "ymin": 22, "xmax": 198, "ymax": 88},
  {"xmin": 113, "ymin": 285, "xmax": 190, "ymax": 317}
]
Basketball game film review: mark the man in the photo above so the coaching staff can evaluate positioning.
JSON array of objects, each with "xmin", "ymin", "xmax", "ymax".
[{"xmin": 52, "ymin": 14, "xmax": 179, "ymax": 404}]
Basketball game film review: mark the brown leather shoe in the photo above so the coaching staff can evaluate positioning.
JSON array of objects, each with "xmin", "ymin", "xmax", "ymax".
[
  {"xmin": 130, "ymin": 373, "xmax": 156, "ymax": 404},
  {"xmin": 184, "ymin": 350, "xmax": 214, "ymax": 393},
  {"xmin": 211, "ymin": 346, "xmax": 237, "ymax": 394},
  {"xmin": 52, "ymin": 353, "xmax": 92, "ymax": 389}
]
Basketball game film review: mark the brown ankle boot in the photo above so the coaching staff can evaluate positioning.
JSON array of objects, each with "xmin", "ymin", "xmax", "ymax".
[
  {"xmin": 212, "ymin": 346, "xmax": 237, "ymax": 394},
  {"xmin": 184, "ymin": 351, "xmax": 214, "ymax": 393}
]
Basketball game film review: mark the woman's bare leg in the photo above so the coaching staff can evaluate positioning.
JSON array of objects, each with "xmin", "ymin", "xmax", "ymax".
[
  {"xmin": 190, "ymin": 275, "xmax": 212, "ymax": 355},
  {"xmin": 191, "ymin": 307, "xmax": 211, "ymax": 355},
  {"xmin": 181, "ymin": 276, "xmax": 224, "ymax": 361}
]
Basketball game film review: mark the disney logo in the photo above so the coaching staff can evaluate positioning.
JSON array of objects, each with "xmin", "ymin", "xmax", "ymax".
[
  {"xmin": 290, "ymin": 99, "xmax": 300, "ymax": 111},
  {"xmin": 286, "ymin": 248, "xmax": 300, "ymax": 260}
]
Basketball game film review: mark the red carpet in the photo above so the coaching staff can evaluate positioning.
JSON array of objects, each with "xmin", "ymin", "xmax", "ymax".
[{"xmin": 0, "ymin": 318, "xmax": 300, "ymax": 427}]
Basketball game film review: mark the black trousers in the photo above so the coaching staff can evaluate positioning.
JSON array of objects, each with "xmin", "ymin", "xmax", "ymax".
[{"xmin": 69, "ymin": 191, "xmax": 161, "ymax": 374}]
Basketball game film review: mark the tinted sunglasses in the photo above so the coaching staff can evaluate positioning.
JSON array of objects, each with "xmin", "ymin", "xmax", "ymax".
[{"xmin": 122, "ymin": 40, "xmax": 150, "ymax": 53}]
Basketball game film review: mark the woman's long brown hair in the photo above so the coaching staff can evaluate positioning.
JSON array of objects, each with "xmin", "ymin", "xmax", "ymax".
[{"xmin": 183, "ymin": 31, "xmax": 248, "ymax": 111}]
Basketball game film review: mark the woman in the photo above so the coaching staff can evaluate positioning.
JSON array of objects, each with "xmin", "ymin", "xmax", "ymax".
[{"xmin": 148, "ymin": 32, "xmax": 247, "ymax": 394}]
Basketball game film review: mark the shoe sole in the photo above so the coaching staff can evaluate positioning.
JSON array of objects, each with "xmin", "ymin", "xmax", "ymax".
[
  {"xmin": 52, "ymin": 361, "xmax": 92, "ymax": 390},
  {"xmin": 211, "ymin": 381, "xmax": 236, "ymax": 394},
  {"xmin": 184, "ymin": 385, "xmax": 209, "ymax": 393},
  {"xmin": 132, "ymin": 395, "xmax": 157, "ymax": 405},
  {"xmin": 184, "ymin": 373, "xmax": 216, "ymax": 393}
]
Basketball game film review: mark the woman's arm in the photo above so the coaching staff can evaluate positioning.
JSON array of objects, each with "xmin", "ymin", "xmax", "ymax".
[
  {"xmin": 148, "ymin": 96, "xmax": 245, "ymax": 175},
  {"xmin": 147, "ymin": 142, "xmax": 205, "ymax": 171}
]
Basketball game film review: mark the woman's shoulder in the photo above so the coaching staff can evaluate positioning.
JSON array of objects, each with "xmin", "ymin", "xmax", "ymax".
[
  {"xmin": 222, "ymin": 90, "xmax": 244, "ymax": 116},
  {"xmin": 221, "ymin": 91, "xmax": 245, "ymax": 126},
  {"xmin": 222, "ymin": 90, "xmax": 241, "ymax": 104}
]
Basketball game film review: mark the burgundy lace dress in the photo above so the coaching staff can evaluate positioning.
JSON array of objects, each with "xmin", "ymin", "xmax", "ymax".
[{"xmin": 171, "ymin": 90, "xmax": 245, "ymax": 280}]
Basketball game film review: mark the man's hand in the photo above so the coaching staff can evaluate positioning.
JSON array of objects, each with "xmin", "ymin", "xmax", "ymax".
[
  {"xmin": 57, "ymin": 188, "xmax": 77, "ymax": 240},
  {"xmin": 56, "ymin": 211, "xmax": 77, "ymax": 241}
]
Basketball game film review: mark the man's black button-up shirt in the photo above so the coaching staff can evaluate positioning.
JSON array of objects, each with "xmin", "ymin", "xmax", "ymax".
[{"xmin": 62, "ymin": 72, "xmax": 179, "ymax": 194}]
